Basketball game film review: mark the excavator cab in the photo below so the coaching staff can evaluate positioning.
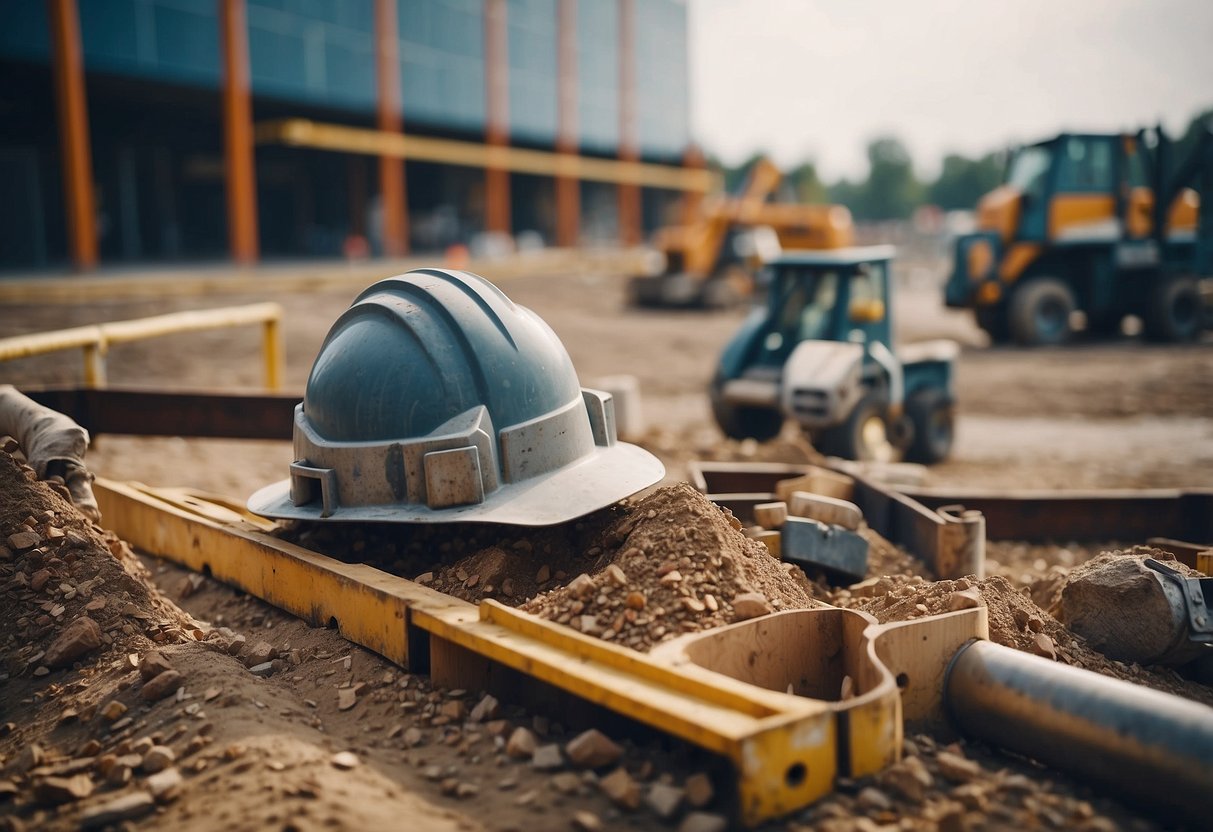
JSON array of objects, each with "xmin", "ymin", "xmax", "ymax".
[{"xmin": 946, "ymin": 124, "xmax": 1211, "ymax": 345}]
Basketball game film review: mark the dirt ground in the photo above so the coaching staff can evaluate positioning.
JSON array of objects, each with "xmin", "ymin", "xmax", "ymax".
[
  {"xmin": 1, "ymin": 260, "xmax": 1212, "ymax": 831},
  {"xmin": 1, "ymin": 263, "xmax": 1211, "ymax": 496}
]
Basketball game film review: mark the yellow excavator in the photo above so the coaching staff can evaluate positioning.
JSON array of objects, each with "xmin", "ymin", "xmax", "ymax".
[{"xmin": 629, "ymin": 157, "xmax": 855, "ymax": 308}]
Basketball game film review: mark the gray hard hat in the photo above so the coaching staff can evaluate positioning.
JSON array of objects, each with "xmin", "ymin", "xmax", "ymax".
[{"xmin": 248, "ymin": 268, "xmax": 664, "ymax": 525}]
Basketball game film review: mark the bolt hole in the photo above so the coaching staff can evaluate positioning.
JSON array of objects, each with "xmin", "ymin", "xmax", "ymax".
[
  {"xmin": 896, "ymin": 672, "xmax": 909, "ymax": 689},
  {"xmin": 201, "ymin": 564, "xmax": 213, "ymax": 578},
  {"xmin": 327, "ymin": 616, "xmax": 339, "ymax": 631},
  {"xmin": 785, "ymin": 762, "xmax": 807, "ymax": 788}
]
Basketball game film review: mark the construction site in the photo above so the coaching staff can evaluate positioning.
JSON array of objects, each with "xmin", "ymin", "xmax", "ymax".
[{"xmin": 2, "ymin": 2, "xmax": 1213, "ymax": 832}]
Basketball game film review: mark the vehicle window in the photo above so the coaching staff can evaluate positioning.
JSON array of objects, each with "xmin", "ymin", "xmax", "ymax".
[
  {"xmin": 1006, "ymin": 146, "xmax": 1051, "ymax": 198},
  {"xmin": 1125, "ymin": 143, "xmax": 1149, "ymax": 188},
  {"xmin": 758, "ymin": 268, "xmax": 839, "ymax": 361},
  {"xmin": 851, "ymin": 262, "xmax": 885, "ymax": 304},
  {"xmin": 1056, "ymin": 137, "xmax": 1115, "ymax": 192}
]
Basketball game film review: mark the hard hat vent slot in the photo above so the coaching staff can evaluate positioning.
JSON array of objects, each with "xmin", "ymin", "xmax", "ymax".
[{"xmin": 289, "ymin": 463, "xmax": 339, "ymax": 518}]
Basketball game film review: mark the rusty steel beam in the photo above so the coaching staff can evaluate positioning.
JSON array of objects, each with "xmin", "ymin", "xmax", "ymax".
[
  {"xmin": 21, "ymin": 387, "xmax": 297, "ymax": 440},
  {"xmin": 903, "ymin": 488, "xmax": 1213, "ymax": 547},
  {"xmin": 47, "ymin": 0, "xmax": 98, "ymax": 271},
  {"xmin": 484, "ymin": 0, "xmax": 511, "ymax": 235},
  {"xmin": 554, "ymin": 0, "xmax": 579, "ymax": 247},
  {"xmin": 375, "ymin": 0, "xmax": 408, "ymax": 256},
  {"xmin": 616, "ymin": 0, "xmax": 641, "ymax": 245},
  {"xmin": 219, "ymin": 0, "xmax": 259, "ymax": 264}
]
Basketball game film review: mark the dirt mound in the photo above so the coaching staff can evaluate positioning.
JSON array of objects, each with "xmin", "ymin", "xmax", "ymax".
[
  {"xmin": 854, "ymin": 572, "xmax": 1213, "ymax": 707},
  {"xmin": 279, "ymin": 500, "xmax": 630, "ymax": 605},
  {"xmin": 0, "ymin": 450, "xmax": 193, "ymax": 681},
  {"xmin": 521, "ymin": 484, "xmax": 822, "ymax": 651}
]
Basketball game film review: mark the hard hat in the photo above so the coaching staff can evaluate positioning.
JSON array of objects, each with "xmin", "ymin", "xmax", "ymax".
[{"xmin": 248, "ymin": 268, "xmax": 664, "ymax": 525}]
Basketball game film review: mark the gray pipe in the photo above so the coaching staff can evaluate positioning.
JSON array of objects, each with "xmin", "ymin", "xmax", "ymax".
[{"xmin": 945, "ymin": 639, "xmax": 1213, "ymax": 825}]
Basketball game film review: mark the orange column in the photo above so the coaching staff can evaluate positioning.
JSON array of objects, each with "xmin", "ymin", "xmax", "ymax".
[
  {"xmin": 554, "ymin": 0, "xmax": 579, "ymax": 248},
  {"xmin": 375, "ymin": 0, "xmax": 408, "ymax": 256},
  {"xmin": 617, "ymin": 0, "xmax": 640, "ymax": 245},
  {"xmin": 484, "ymin": 0, "xmax": 511, "ymax": 235},
  {"xmin": 219, "ymin": 0, "xmax": 259, "ymax": 265},
  {"xmin": 47, "ymin": 0, "xmax": 97, "ymax": 271}
]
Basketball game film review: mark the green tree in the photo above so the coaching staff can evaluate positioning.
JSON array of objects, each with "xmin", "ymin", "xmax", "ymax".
[
  {"xmin": 788, "ymin": 160, "xmax": 828, "ymax": 204},
  {"xmin": 927, "ymin": 152, "xmax": 1004, "ymax": 210},
  {"xmin": 863, "ymin": 136, "xmax": 923, "ymax": 220}
]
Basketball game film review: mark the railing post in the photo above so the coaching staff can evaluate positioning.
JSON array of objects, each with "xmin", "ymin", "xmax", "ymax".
[
  {"xmin": 263, "ymin": 315, "xmax": 284, "ymax": 391},
  {"xmin": 82, "ymin": 340, "xmax": 106, "ymax": 388}
]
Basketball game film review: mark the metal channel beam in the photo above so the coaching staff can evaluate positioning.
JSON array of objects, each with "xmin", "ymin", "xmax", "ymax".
[
  {"xmin": 21, "ymin": 388, "xmax": 297, "ymax": 440},
  {"xmin": 902, "ymin": 488, "xmax": 1213, "ymax": 546},
  {"xmin": 688, "ymin": 462, "xmax": 983, "ymax": 580}
]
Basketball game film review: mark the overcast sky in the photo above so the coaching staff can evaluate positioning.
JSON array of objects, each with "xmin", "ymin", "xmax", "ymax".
[{"xmin": 688, "ymin": 0, "xmax": 1213, "ymax": 181}]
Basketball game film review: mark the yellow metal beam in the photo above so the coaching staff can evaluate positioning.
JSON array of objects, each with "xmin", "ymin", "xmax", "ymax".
[
  {"xmin": 93, "ymin": 479, "xmax": 921, "ymax": 827},
  {"xmin": 254, "ymin": 118, "xmax": 719, "ymax": 193}
]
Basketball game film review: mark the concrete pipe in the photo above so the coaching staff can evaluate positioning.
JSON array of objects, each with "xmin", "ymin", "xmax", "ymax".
[{"xmin": 945, "ymin": 639, "xmax": 1213, "ymax": 825}]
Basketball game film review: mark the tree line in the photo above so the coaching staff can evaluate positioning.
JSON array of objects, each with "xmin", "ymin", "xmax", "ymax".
[{"xmin": 715, "ymin": 108, "xmax": 1212, "ymax": 222}]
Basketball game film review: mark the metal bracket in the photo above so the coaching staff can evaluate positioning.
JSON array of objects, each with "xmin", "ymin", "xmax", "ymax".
[{"xmin": 1145, "ymin": 558, "xmax": 1213, "ymax": 644}]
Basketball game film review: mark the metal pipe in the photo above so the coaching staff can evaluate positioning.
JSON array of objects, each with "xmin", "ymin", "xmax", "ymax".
[{"xmin": 945, "ymin": 639, "xmax": 1213, "ymax": 824}]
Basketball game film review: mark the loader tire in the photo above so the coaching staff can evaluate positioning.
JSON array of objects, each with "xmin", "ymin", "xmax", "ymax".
[
  {"xmin": 905, "ymin": 389, "xmax": 955, "ymax": 464},
  {"xmin": 710, "ymin": 382, "xmax": 783, "ymax": 442},
  {"xmin": 812, "ymin": 392, "xmax": 899, "ymax": 463},
  {"xmin": 1143, "ymin": 275, "xmax": 1201, "ymax": 343},
  {"xmin": 1009, "ymin": 277, "xmax": 1075, "ymax": 346}
]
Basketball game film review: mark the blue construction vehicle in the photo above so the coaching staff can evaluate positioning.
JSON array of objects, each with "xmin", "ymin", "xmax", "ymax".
[{"xmin": 710, "ymin": 246, "xmax": 957, "ymax": 463}]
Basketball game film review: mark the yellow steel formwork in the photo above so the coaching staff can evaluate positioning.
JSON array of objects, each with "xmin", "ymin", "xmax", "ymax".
[{"xmin": 93, "ymin": 477, "xmax": 986, "ymax": 827}]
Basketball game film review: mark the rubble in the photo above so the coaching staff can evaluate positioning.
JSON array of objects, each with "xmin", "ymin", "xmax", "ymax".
[
  {"xmin": 599, "ymin": 766, "xmax": 641, "ymax": 810},
  {"xmin": 79, "ymin": 791, "xmax": 156, "ymax": 828},
  {"xmin": 140, "ymin": 669, "xmax": 184, "ymax": 701},
  {"xmin": 565, "ymin": 729, "xmax": 624, "ymax": 769},
  {"xmin": 43, "ymin": 616, "xmax": 102, "ymax": 668}
]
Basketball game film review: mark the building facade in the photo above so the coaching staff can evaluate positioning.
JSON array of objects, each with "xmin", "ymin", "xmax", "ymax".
[{"xmin": 0, "ymin": 0, "xmax": 698, "ymax": 271}]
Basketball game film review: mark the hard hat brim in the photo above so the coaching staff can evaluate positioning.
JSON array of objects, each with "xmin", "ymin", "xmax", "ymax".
[{"xmin": 247, "ymin": 441, "xmax": 665, "ymax": 526}]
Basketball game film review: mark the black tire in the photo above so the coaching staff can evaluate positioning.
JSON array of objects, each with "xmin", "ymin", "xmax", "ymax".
[
  {"xmin": 709, "ymin": 381, "xmax": 783, "ymax": 441},
  {"xmin": 904, "ymin": 389, "xmax": 955, "ymax": 464},
  {"xmin": 812, "ymin": 392, "xmax": 898, "ymax": 462},
  {"xmin": 1008, "ymin": 277, "xmax": 1075, "ymax": 346},
  {"xmin": 974, "ymin": 303, "xmax": 1010, "ymax": 344},
  {"xmin": 1143, "ymin": 275, "xmax": 1202, "ymax": 343}
]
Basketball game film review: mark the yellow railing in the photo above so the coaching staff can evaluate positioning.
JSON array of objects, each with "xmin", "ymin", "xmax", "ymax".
[{"xmin": 0, "ymin": 303, "xmax": 284, "ymax": 389}]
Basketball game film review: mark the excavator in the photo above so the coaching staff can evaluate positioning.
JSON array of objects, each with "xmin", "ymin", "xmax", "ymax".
[
  {"xmin": 945, "ymin": 123, "xmax": 1213, "ymax": 345},
  {"xmin": 628, "ymin": 157, "xmax": 855, "ymax": 308}
]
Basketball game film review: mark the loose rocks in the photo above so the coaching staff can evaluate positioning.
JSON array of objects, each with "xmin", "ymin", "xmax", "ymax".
[{"xmin": 43, "ymin": 616, "xmax": 102, "ymax": 668}]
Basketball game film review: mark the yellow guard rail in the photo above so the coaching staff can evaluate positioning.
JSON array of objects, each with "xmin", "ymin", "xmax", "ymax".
[{"xmin": 0, "ymin": 303, "xmax": 284, "ymax": 390}]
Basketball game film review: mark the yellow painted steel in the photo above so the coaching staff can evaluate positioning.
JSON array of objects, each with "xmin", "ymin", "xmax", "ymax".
[
  {"xmin": 255, "ymin": 118, "xmax": 719, "ymax": 193},
  {"xmin": 0, "ymin": 303, "xmax": 284, "ymax": 391},
  {"xmin": 998, "ymin": 242, "xmax": 1042, "ymax": 283},
  {"xmin": 93, "ymin": 480, "xmax": 947, "ymax": 827}
]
